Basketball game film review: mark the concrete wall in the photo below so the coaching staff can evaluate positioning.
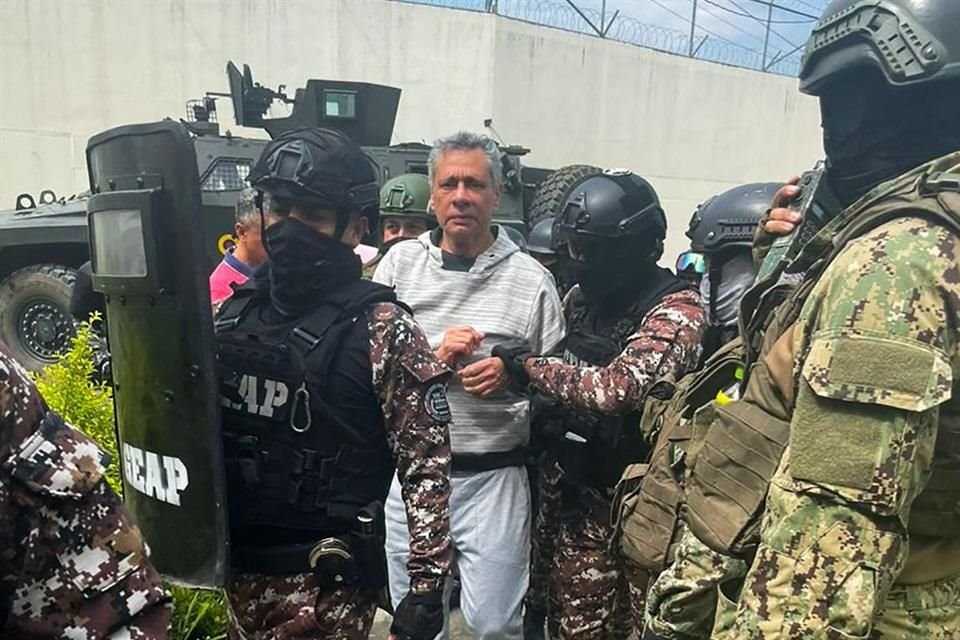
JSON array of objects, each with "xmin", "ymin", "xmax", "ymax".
[{"xmin": 0, "ymin": 0, "xmax": 823, "ymax": 259}]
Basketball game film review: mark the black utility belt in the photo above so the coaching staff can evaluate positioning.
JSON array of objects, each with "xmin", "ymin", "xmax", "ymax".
[
  {"xmin": 232, "ymin": 502, "xmax": 388, "ymax": 590},
  {"xmin": 233, "ymin": 539, "xmax": 344, "ymax": 575},
  {"xmin": 452, "ymin": 446, "xmax": 526, "ymax": 472}
]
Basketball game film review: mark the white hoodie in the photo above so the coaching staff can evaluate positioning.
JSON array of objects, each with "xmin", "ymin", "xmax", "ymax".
[{"xmin": 374, "ymin": 227, "xmax": 566, "ymax": 455}]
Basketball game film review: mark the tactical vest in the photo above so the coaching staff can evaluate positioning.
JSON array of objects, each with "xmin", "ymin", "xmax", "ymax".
[
  {"xmin": 550, "ymin": 268, "xmax": 689, "ymax": 489},
  {"xmin": 685, "ymin": 155, "xmax": 960, "ymax": 559},
  {"xmin": 613, "ymin": 337, "xmax": 745, "ymax": 573},
  {"xmin": 215, "ymin": 278, "xmax": 399, "ymax": 545}
]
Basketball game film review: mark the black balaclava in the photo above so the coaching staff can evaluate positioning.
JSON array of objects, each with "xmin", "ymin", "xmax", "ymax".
[
  {"xmin": 572, "ymin": 235, "xmax": 662, "ymax": 310},
  {"xmin": 262, "ymin": 216, "xmax": 361, "ymax": 318},
  {"xmin": 822, "ymin": 71, "xmax": 960, "ymax": 207}
]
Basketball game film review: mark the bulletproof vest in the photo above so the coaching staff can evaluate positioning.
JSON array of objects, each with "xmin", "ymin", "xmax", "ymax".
[
  {"xmin": 685, "ymin": 153, "xmax": 960, "ymax": 558},
  {"xmin": 613, "ymin": 337, "xmax": 745, "ymax": 573},
  {"xmin": 215, "ymin": 278, "xmax": 399, "ymax": 544},
  {"xmin": 552, "ymin": 269, "xmax": 689, "ymax": 488}
]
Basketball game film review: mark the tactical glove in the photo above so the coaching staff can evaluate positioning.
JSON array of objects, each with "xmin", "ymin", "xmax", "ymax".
[
  {"xmin": 491, "ymin": 340, "xmax": 533, "ymax": 386},
  {"xmin": 390, "ymin": 589, "xmax": 444, "ymax": 640}
]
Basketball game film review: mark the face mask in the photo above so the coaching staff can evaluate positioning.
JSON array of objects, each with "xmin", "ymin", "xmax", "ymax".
[
  {"xmin": 264, "ymin": 216, "xmax": 361, "ymax": 316},
  {"xmin": 700, "ymin": 251, "xmax": 755, "ymax": 329}
]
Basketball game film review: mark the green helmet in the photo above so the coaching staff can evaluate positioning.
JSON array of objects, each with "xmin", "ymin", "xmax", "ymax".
[
  {"xmin": 379, "ymin": 173, "xmax": 433, "ymax": 222},
  {"xmin": 799, "ymin": 1, "xmax": 960, "ymax": 95}
]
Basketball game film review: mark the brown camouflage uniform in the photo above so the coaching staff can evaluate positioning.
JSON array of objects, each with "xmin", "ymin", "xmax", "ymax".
[
  {"xmin": 527, "ymin": 452, "xmax": 563, "ymax": 637},
  {"xmin": 0, "ymin": 345, "xmax": 171, "ymax": 638},
  {"xmin": 526, "ymin": 288, "xmax": 705, "ymax": 639},
  {"xmin": 227, "ymin": 302, "xmax": 453, "ymax": 639}
]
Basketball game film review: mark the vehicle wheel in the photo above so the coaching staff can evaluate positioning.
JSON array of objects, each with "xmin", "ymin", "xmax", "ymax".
[
  {"xmin": 527, "ymin": 164, "xmax": 601, "ymax": 229},
  {"xmin": 0, "ymin": 264, "xmax": 78, "ymax": 371}
]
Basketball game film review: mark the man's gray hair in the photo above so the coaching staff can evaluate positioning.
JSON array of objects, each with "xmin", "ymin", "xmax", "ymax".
[
  {"xmin": 235, "ymin": 187, "xmax": 260, "ymax": 227},
  {"xmin": 428, "ymin": 131, "xmax": 503, "ymax": 188}
]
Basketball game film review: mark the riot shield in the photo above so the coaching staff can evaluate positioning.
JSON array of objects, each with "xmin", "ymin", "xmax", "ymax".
[{"xmin": 86, "ymin": 121, "xmax": 228, "ymax": 587}]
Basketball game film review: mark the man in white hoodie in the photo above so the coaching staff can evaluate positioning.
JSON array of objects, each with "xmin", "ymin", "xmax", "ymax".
[{"xmin": 375, "ymin": 131, "xmax": 565, "ymax": 639}]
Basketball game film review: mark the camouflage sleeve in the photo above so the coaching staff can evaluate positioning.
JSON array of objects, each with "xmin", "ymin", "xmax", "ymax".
[
  {"xmin": 369, "ymin": 302, "xmax": 453, "ymax": 594},
  {"xmin": 732, "ymin": 217, "xmax": 960, "ymax": 638},
  {"xmin": 644, "ymin": 525, "xmax": 749, "ymax": 640},
  {"xmin": 0, "ymin": 349, "xmax": 170, "ymax": 638},
  {"xmin": 524, "ymin": 289, "xmax": 705, "ymax": 415}
]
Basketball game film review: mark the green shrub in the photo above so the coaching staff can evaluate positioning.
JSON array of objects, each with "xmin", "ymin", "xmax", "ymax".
[{"xmin": 34, "ymin": 316, "xmax": 228, "ymax": 640}]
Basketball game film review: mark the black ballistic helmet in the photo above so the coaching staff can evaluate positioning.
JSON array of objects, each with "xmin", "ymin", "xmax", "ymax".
[
  {"xmin": 799, "ymin": 0, "xmax": 960, "ymax": 95},
  {"xmin": 555, "ymin": 170, "xmax": 666, "ymax": 246},
  {"xmin": 249, "ymin": 127, "xmax": 381, "ymax": 227},
  {"xmin": 527, "ymin": 217, "xmax": 556, "ymax": 256},
  {"xmin": 687, "ymin": 183, "xmax": 780, "ymax": 255}
]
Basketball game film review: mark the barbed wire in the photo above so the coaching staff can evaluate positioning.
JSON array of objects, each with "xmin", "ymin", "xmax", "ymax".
[{"xmin": 396, "ymin": 0, "xmax": 805, "ymax": 76}]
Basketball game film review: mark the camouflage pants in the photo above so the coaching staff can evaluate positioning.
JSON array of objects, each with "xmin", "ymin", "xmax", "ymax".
[
  {"xmin": 552, "ymin": 485, "xmax": 649, "ymax": 639},
  {"xmin": 527, "ymin": 455, "xmax": 563, "ymax": 637},
  {"xmin": 226, "ymin": 572, "xmax": 378, "ymax": 640}
]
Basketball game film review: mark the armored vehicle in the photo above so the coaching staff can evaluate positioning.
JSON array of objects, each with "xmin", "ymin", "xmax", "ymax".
[{"xmin": 0, "ymin": 62, "xmax": 590, "ymax": 370}]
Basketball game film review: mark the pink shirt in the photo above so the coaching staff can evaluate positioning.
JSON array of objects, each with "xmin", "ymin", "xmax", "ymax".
[{"xmin": 209, "ymin": 250, "xmax": 255, "ymax": 306}]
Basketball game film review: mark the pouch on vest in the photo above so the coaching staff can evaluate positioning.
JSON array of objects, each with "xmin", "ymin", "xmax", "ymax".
[
  {"xmin": 791, "ymin": 333, "xmax": 955, "ymax": 528},
  {"xmin": 685, "ymin": 398, "xmax": 790, "ymax": 556},
  {"xmin": 616, "ymin": 339, "xmax": 746, "ymax": 571}
]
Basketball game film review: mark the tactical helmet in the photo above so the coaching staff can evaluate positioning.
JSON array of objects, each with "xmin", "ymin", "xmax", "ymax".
[
  {"xmin": 527, "ymin": 217, "xmax": 555, "ymax": 256},
  {"xmin": 503, "ymin": 226, "xmax": 528, "ymax": 252},
  {"xmin": 379, "ymin": 173, "xmax": 434, "ymax": 225},
  {"xmin": 554, "ymin": 170, "xmax": 666, "ymax": 244},
  {"xmin": 249, "ymin": 127, "xmax": 380, "ymax": 226},
  {"xmin": 799, "ymin": 0, "xmax": 960, "ymax": 95},
  {"xmin": 687, "ymin": 182, "xmax": 780, "ymax": 255}
]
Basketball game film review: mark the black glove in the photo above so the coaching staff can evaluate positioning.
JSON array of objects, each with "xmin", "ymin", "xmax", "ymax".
[
  {"xmin": 523, "ymin": 605, "xmax": 547, "ymax": 640},
  {"xmin": 492, "ymin": 340, "xmax": 533, "ymax": 386},
  {"xmin": 390, "ymin": 589, "xmax": 444, "ymax": 640}
]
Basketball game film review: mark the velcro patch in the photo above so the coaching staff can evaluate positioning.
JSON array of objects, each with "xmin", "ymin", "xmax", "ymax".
[
  {"xmin": 425, "ymin": 383, "xmax": 451, "ymax": 423},
  {"xmin": 802, "ymin": 332, "xmax": 952, "ymax": 412}
]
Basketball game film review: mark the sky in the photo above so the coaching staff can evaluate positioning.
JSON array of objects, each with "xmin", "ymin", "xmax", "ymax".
[
  {"xmin": 574, "ymin": 0, "xmax": 829, "ymax": 62},
  {"xmin": 411, "ymin": 0, "xmax": 835, "ymax": 75}
]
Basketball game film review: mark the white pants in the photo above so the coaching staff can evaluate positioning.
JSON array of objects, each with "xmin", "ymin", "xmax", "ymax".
[{"xmin": 386, "ymin": 466, "xmax": 531, "ymax": 640}]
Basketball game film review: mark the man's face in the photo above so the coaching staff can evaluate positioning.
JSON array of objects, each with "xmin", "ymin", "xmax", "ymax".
[
  {"xmin": 381, "ymin": 216, "xmax": 429, "ymax": 245},
  {"xmin": 235, "ymin": 214, "xmax": 277, "ymax": 268},
  {"xmin": 431, "ymin": 149, "xmax": 501, "ymax": 243},
  {"xmin": 289, "ymin": 208, "xmax": 369, "ymax": 249}
]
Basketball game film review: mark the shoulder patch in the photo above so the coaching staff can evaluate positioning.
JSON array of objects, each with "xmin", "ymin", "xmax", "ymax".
[{"xmin": 425, "ymin": 383, "xmax": 452, "ymax": 424}]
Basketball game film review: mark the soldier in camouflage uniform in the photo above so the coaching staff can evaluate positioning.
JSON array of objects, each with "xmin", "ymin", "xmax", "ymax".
[
  {"xmin": 645, "ymin": 1, "xmax": 960, "ymax": 638},
  {"xmin": 216, "ymin": 128, "xmax": 453, "ymax": 640},
  {"xmin": 494, "ymin": 170, "xmax": 704, "ymax": 639},
  {"xmin": 363, "ymin": 173, "xmax": 435, "ymax": 278},
  {"xmin": 0, "ymin": 343, "xmax": 170, "ymax": 637}
]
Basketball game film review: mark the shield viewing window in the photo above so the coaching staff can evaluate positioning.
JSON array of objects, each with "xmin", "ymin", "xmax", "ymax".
[{"xmin": 90, "ymin": 209, "xmax": 148, "ymax": 277}]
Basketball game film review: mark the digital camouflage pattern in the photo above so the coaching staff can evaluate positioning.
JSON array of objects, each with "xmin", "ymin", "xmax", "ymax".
[
  {"xmin": 551, "ymin": 486, "xmax": 649, "ymax": 639},
  {"xmin": 368, "ymin": 302, "xmax": 453, "ymax": 594},
  {"xmin": 526, "ymin": 289, "xmax": 705, "ymax": 415},
  {"xmin": 0, "ymin": 345, "xmax": 170, "ymax": 638},
  {"xmin": 527, "ymin": 453, "xmax": 563, "ymax": 637},
  {"xmin": 525, "ymin": 289, "xmax": 705, "ymax": 638},
  {"xmin": 227, "ymin": 572, "xmax": 378, "ymax": 640},
  {"xmin": 644, "ymin": 525, "xmax": 749, "ymax": 640},
  {"xmin": 227, "ymin": 301, "xmax": 453, "ymax": 638},
  {"xmin": 729, "ymin": 211, "xmax": 960, "ymax": 639}
]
